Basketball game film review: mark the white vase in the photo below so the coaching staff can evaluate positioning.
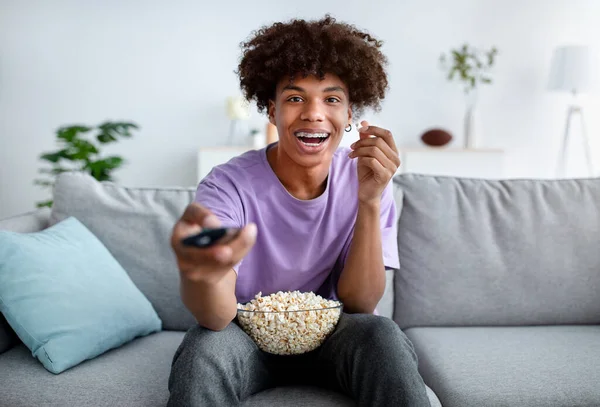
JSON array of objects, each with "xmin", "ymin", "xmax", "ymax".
[{"xmin": 464, "ymin": 90, "xmax": 478, "ymax": 149}]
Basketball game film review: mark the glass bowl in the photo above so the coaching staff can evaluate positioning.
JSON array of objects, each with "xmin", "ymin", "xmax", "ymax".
[{"xmin": 236, "ymin": 303, "xmax": 343, "ymax": 355}]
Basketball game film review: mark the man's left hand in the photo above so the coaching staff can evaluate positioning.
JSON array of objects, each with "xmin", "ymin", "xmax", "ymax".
[{"xmin": 348, "ymin": 120, "xmax": 401, "ymax": 204}]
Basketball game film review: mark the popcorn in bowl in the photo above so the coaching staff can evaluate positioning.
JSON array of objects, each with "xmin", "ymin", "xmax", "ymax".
[{"xmin": 237, "ymin": 291, "xmax": 343, "ymax": 355}]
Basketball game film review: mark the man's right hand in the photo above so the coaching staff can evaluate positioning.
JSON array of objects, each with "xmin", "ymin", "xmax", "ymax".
[{"xmin": 171, "ymin": 202, "xmax": 257, "ymax": 284}]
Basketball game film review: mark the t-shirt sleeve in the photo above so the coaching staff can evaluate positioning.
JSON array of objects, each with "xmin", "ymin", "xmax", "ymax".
[
  {"xmin": 194, "ymin": 170, "xmax": 245, "ymax": 272},
  {"xmin": 341, "ymin": 180, "xmax": 400, "ymax": 270}
]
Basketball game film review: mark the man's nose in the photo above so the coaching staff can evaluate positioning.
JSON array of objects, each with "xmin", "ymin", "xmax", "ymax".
[{"xmin": 300, "ymin": 99, "xmax": 325, "ymax": 121}]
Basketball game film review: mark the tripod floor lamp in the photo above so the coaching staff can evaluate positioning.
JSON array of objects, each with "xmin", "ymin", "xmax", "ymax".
[{"xmin": 547, "ymin": 45, "xmax": 595, "ymax": 178}]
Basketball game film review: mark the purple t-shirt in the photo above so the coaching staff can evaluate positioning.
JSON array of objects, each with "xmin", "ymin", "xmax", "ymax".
[{"xmin": 194, "ymin": 143, "xmax": 400, "ymax": 304}]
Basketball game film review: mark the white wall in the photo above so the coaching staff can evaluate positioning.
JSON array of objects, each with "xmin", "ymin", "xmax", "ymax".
[{"xmin": 1, "ymin": 0, "xmax": 599, "ymax": 218}]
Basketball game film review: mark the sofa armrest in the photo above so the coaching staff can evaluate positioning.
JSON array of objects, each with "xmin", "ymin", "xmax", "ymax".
[
  {"xmin": 0, "ymin": 207, "xmax": 51, "ymax": 233},
  {"xmin": 376, "ymin": 268, "xmax": 396, "ymax": 320},
  {"xmin": 0, "ymin": 208, "xmax": 52, "ymax": 354}
]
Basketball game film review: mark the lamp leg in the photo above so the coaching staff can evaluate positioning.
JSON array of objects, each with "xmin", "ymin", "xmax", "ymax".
[
  {"xmin": 557, "ymin": 106, "xmax": 574, "ymax": 178},
  {"xmin": 578, "ymin": 108, "xmax": 595, "ymax": 176}
]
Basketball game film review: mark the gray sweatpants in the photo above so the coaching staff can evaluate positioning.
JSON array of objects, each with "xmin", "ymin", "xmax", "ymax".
[{"xmin": 167, "ymin": 313, "xmax": 431, "ymax": 407}]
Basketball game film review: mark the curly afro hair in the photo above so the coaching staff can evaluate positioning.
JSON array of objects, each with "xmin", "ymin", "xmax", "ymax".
[{"xmin": 236, "ymin": 15, "xmax": 389, "ymax": 118}]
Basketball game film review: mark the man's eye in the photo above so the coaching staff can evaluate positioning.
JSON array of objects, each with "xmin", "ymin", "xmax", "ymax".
[
  {"xmin": 288, "ymin": 96, "xmax": 303, "ymax": 102},
  {"xmin": 326, "ymin": 97, "xmax": 340, "ymax": 103}
]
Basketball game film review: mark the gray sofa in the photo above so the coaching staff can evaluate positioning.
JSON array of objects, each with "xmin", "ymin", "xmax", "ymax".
[{"xmin": 1, "ymin": 171, "xmax": 599, "ymax": 407}]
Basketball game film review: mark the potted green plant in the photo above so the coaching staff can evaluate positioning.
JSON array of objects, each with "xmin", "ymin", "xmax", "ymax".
[
  {"xmin": 35, "ymin": 121, "xmax": 139, "ymax": 207},
  {"xmin": 439, "ymin": 44, "xmax": 498, "ymax": 148}
]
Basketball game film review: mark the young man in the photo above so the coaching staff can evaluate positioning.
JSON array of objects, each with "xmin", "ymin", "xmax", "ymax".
[{"xmin": 168, "ymin": 15, "xmax": 431, "ymax": 407}]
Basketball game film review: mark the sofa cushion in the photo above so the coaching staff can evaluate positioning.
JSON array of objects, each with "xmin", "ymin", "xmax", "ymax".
[
  {"xmin": 405, "ymin": 325, "xmax": 600, "ymax": 407},
  {"xmin": 0, "ymin": 331, "xmax": 183, "ymax": 407},
  {"xmin": 392, "ymin": 174, "xmax": 600, "ymax": 328},
  {"xmin": 0, "ymin": 330, "xmax": 434, "ymax": 407},
  {"xmin": 242, "ymin": 384, "xmax": 441, "ymax": 407},
  {"xmin": 0, "ymin": 217, "xmax": 162, "ymax": 374},
  {"xmin": 0, "ymin": 208, "xmax": 51, "ymax": 355},
  {"xmin": 242, "ymin": 386, "xmax": 355, "ymax": 406},
  {"xmin": 0, "ymin": 207, "xmax": 51, "ymax": 233},
  {"xmin": 49, "ymin": 172, "xmax": 197, "ymax": 331}
]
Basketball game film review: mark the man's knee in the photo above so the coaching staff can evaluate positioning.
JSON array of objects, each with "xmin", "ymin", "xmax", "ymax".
[
  {"xmin": 338, "ymin": 314, "xmax": 398, "ymax": 338},
  {"xmin": 337, "ymin": 314, "xmax": 417, "ymax": 361},
  {"xmin": 173, "ymin": 322, "xmax": 255, "ymax": 366}
]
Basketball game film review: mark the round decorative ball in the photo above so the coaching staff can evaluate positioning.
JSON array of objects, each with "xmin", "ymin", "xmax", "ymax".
[{"xmin": 420, "ymin": 129, "xmax": 453, "ymax": 146}]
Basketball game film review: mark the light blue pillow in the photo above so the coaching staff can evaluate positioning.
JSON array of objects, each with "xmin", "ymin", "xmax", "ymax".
[{"xmin": 0, "ymin": 216, "xmax": 162, "ymax": 374}]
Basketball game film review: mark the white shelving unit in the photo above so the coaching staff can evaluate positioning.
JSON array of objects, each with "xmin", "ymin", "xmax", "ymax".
[
  {"xmin": 398, "ymin": 147, "xmax": 505, "ymax": 179},
  {"xmin": 197, "ymin": 146, "xmax": 505, "ymax": 183},
  {"xmin": 197, "ymin": 146, "xmax": 250, "ymax": 182}
]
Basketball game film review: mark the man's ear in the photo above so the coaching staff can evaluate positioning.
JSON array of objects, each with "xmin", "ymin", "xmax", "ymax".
[
  {"xmin": 268, "ymin": 100, "xmax": 276, "ymax": 125},
  {"xmin": 347, "ymin": 105, "xmax": 353, "ymax": 126}
]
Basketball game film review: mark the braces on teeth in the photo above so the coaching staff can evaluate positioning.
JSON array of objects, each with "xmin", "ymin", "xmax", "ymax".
[{"xmin": 296, "ymin": 131, "xmax": 329, "ymax": 147}]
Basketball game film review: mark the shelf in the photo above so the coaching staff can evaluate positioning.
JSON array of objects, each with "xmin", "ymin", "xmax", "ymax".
[
  {"xmin": 397, "ymin": 147, "xmax": 504, "ymax": 153},
  {"xmin": 197, "ymin": 145, "xmax": 504, "ymax": 153},
  {"xmin": 398, "ymin": 148, "xmax": 504, "ymax": 178},
  {"xmin": 197, "ymin": 145, "xmax": 505, "ymax": 182},
  {"xmin": 198, "ymin": 146, "xmax": 252, "ymax": 152}
]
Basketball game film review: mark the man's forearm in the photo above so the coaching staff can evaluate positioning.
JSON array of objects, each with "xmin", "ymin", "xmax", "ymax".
[
  {"xmin": 180, "ymin": 269, "xmax": 238, "ymax": 331},
  {"xmin": 337, "ymin": 200, "xmax": 386, "ymax": 313}
]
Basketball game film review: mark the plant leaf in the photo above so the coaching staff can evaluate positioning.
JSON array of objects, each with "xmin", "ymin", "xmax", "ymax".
[
  {"xmin": 84, "ymin": 156, "xmax": 124, "ymax": 180},
  {"xmin": 102, "ymin": 156, "xmax": 124, "ymax": 169},
  {"xmin": 37, "ymin": 167, "xmax": 71, "ymax": 175},
  {"xmin": 68, "ymin": 139, "xmax": 99, "ymax": 160},
  {"xmin": 56, "ymin": 126, "xmax": 92, "ymax": 142},
  {"xmin": 95, "ymin": 170, "xmax": 112, "ymax": 181},
  {"xmin": 97, "ymin": 132, "xmax": 116, "ymax": 143},
  {"xmin": 40, "ymin": 149, "xmax": 70, "ymax": 163},
  {"xmin": 88, "ymin": 156, "xmax": 124, "ymax": 170},
  {"xmin": 36, "ymin": 200, "xmax": 53, "ymax": 208},
  {"xmin": 97, "ymin": 121, "xmax": 139, "ymax": 143}
]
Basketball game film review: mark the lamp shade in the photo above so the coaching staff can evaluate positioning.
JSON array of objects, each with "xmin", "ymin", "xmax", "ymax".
[{"xmin": 547, "ymin": 45, "xmax": 592, "ymax": 93}]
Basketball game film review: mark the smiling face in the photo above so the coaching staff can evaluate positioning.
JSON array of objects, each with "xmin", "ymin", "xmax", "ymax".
[{"xmin": 268, "ymin": 73, "xmax": 352, "ymax": 170}]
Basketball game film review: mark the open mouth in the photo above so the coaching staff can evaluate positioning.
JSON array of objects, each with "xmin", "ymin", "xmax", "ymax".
[{"xmin": 294, "ymin": 131, "xmax": 330, "ymax": 147}]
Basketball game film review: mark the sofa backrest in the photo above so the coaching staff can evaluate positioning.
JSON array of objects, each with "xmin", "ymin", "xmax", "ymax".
[
  {"xmin": 0, "ymin": 207, "xmax": 51, "ymax": 354},
  {"xmin": 49, "ymin": 172, "xmax": 198, "ymax": 331},
  {"xmin": 3, "ymin": 172, "xmax": 398, "ymax": 340},
  {"xmin": 391, "ymin": 174, "xmax": 600, "ymax": 329}
]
